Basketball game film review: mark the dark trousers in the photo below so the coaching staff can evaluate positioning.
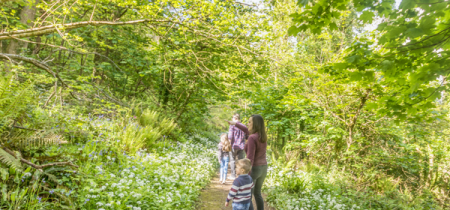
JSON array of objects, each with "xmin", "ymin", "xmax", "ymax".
[
  {"xmin": 229, "ymin": 149, "xmax": 245, "ymax": 178},
  {"xmin": 249, "ymin": 165, "xmax": 268, "ymax": 210}
]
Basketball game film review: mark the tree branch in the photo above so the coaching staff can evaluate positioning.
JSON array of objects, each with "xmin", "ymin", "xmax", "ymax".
[
  {"xmin": 0, "ymin": 53, "xmax": 67, "ymax": 87},
  {"xmin": 12, "ymin": 125, "xmax": 39, "ymax": 131},
  {"xmin": 0, "ymin": 19, "xmax": 171, "ymax": 40},
  {"xmin": 1, "ymin": 145, "xmax": 78, "ymax": 172}
]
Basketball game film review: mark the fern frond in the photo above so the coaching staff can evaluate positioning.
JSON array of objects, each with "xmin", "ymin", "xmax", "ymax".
[
  {"xmin": 44, "ymin": 172, "xmax": 59, "ymax": 184},
  {"xmin": 0, "ymin": 74, "xmax": 34, "ymax": 137},
  {"xmin": 0, "ymin": 148, "xmax": 22, "ymax": 171},
  {"xmin": 0, "ymin": 168, "xmax": 8, "ymax": 181},
  {"xmin": 16, "ymin": 133, "xmax": 67, "ymax": 149}
]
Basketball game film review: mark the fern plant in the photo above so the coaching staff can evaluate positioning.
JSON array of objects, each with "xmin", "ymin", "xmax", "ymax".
[
  {"xmin": 15, "ymin": 133, "xmax": 67, "ymax": 148},
  {"xmin": 0, "ymin": 73, "xmax": 37, "ymax": 173},
  {"xmin": 138, "ymin": 109, "xmax": 177, "ymax": 136},
  {"xmin": 114, "ymin": 124, "xmax": 161, "ymax": 153},
  {"xmin": 0, "ymin": 74, "xmax": 34, "ymax": 136},
  {"xmin": 0, "ymin": 148, "xmax": 21, "ymax": 171},
  {"xmin": 0, "ymin": 73, "xmax": 35, "ymax": 172},
  {"xmin": 111, "ymin": 108, "xmax": 178, "ymax": 151}
]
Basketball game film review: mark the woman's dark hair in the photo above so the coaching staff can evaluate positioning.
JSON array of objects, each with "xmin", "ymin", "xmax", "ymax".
[{"xmin": 250, "ymin": 114, "xmax": 267, "ymax": 143}]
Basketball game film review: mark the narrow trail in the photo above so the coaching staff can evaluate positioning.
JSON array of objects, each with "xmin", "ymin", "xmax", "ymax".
[{"xmin": 197, "ymin": 166, "xmax": 275, "ymax": 210}]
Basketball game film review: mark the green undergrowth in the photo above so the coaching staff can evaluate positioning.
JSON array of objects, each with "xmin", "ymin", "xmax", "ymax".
[
  {"xmin": 264, "ymin": 152, "xmax": 442, "ymax": 210},
  {"xmin": 1, "ymin": 133, "xmax": 217, "ymax": 210},
  {"xmin": 68, "ymin": 135, "xmax": 216, "ymax": 209},
  {"xmin": 0, "ymin": 102, "xmax": 219, "ymax": 209}
]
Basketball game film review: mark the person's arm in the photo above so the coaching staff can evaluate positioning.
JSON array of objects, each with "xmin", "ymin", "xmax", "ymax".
[
  {"xmin": 246, "ymin": 136, "xmax": 256, "ymax": 166},
  {"xmin": 217, "ymin": 144, "xmax": 222, "ymax": 163},
  {"xmin": 234, "ymin": 122, "xmax": 250, "ymax": 135},
  {"xmin": 228, "ymin": 126, "xmax": 235, "ymax": 148},
  {"xmin": 226, "ymin": 179, "xmax": 240, "ymax": 203}
]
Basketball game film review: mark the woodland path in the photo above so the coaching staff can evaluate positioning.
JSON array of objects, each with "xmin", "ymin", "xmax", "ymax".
[{"xmin": 196, "ymin": 165, "xmax": 275, "ymax": 210}]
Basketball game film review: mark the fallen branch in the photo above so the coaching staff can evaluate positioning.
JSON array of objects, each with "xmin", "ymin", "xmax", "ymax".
[{"xmin": 1, "ymin": 145, "xmax": 78, "ymax": 172}]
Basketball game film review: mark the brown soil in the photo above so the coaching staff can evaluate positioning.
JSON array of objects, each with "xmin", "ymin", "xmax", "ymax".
[{"xmin": 196, "ymin": 167, "xmax": 275, "ymax": 210}]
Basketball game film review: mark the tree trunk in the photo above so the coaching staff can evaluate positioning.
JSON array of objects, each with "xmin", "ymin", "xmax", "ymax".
[
  {"xmin": 32, "ymin": 36, "xmax": 41, "ymax": 55},
  {"xmin": 6, "ymin": 0, "xmax": 40, "ymax": 54}
]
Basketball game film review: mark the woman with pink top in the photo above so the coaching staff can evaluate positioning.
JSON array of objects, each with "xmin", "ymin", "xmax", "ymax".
[{"xmin": 228, "ymin": 114, "xmax": 267, "ymax": 210}]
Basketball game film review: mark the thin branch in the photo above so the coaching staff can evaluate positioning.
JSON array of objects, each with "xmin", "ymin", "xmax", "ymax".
[
  {"xmin": 90, "ymin": 82, "xmax": 128, "ymax": 107},
  {"xmin": 0, "ymin": 53, "xmax": 67, "ymax": 87},
  {"xmin": 409, "ymin": 76, "xmax": 447, "ymax": 106},
  {"xmin": 12, "ymin": 125, "xmax": 39, "ymax": 131}
]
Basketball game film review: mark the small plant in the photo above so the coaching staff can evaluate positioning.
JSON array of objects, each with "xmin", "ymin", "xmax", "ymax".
[{"xmin": 280, "ymin": 173, "xmax": 307, "ymax": 194}]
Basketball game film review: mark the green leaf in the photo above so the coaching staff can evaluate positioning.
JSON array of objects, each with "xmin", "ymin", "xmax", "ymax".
[
  {"xmin": 388, "ymin": 26, "xmax": 407, "ymax": 38},
  {"xmin": 10, "ymin": 190, "xmax": 16, "ymax": 202},
  {"xmin": 1, "ymin": 184, "xmax": 6, "ymax": 202},
  {"xmin": 298, "ymin": 0, "xmax": 311, "ymax": 6},
  {"xmin": 287, "ymin": 25, "xmax": 301, "ymax": 36},
  {"xmin": 381, "ymin": 60, "xmax": 393, "ymax": 71},
  {"xmin": 399, "ymin": 0, "xmax": 416, "ymax": 10},
  {"xmin": 329, "ymin": 22, "xmax": 338, "ymax": 31},
  {"xmin": 347, "ymin": 55, "xmax": 358, "ymax": 63},
  {"xmin": 334, "ymin": 63, "xmax": 348, "ymax": 70},
  {"xmin": 349, "ymin": 72, "xmax": 363, "ymax": 81},
  {"xmin": 404, "ymin": 27, "xmax": 423, "ymax": 39},
  {"xmin": 420, "ymin": 16, "xmax": 436, "ymax": 32},
  {"xmin": 360, "ymin": 11, "xmax": 375, "ymax": 24}
]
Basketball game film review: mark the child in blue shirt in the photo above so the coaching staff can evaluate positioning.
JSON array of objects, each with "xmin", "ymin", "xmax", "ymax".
[{"xmin": 225, "ymin": 158, "xmax": 254, "ymax": 210}]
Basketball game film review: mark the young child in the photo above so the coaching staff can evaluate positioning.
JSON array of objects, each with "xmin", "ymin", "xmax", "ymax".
[
  {"xmin": 225, "ymin": 158, "xmax": 254, "ymax": 210},
  {"xmin": 217, "ymin": 133, "xmax": 231, "ymax": 184}
]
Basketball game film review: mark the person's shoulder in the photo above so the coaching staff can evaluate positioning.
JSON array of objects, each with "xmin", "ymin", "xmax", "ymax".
[
  {"xmin": 232, "ymin": 178, "xmax": 241, "ymax": 186},
  {"xmin": 248, "ymin": 134, "xmax": 258, "ymax": 142}
]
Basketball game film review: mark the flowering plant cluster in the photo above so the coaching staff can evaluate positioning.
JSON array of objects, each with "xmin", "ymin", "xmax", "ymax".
[
  {"xmin": 264, "ymin": 164, "xmax": 361, "ymax": 210},
  {"xmin": 76, "ymin": 135, "xmax": 216, "ymax": 210}
]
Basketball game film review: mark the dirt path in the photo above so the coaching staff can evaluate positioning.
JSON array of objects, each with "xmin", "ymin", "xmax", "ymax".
[{"xmin": 197, "ymin": 167, "xmax": 275, "ymax": 210}]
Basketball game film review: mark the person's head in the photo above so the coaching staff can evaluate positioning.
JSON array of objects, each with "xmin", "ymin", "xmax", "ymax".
[
  {"xmin": 220, "ymin": 133, "xmax": 231, "ymax": 152},
  {"xmin": 232, "ymin": 113, "xmax": 240, "ymax": 121},
  {"xmin": 248, "ymin": 114, "xmax": 267, "ymax": 143},
  {"xmin": 236, "ymin": 158, "xmax": 252, "ymax": 175}
]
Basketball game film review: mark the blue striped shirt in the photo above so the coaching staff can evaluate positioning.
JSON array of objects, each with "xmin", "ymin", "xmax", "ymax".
[{"xmin": 226, "ymin": 174, "xmax": 253, "ymax": 204}]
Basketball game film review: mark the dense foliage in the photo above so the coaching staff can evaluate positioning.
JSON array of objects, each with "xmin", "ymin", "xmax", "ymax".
[{"xmin": 1, "ymin": 0, "xmax": 450, "ymax": 209}]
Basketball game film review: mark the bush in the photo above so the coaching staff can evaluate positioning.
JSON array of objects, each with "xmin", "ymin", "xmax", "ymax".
[{"xmin": 264, "ymin": 154, "xmax": 444, "ymax": 210}]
